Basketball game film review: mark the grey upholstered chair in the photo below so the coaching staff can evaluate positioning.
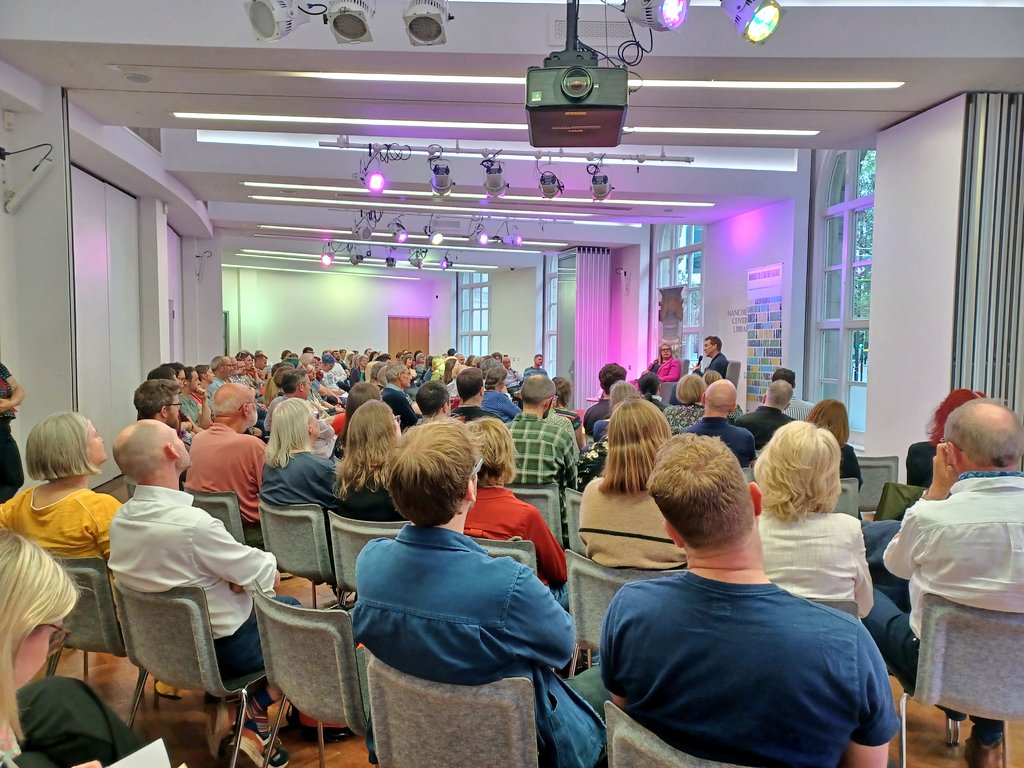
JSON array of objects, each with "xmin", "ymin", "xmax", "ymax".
[
  {"xmin": 366, "ymin": 651, "xmax": 538, "ymax": 768},
  {"xmin": 895, "ymin": 593, "xmax": 1024, "ymax": 768},
  {"xmin": 563, "ymin": 488, "xmax": 586, "ymax": 555},
  {"xmin": 724, "ymin": 360, "xmax": 741, "ymax": 389},
  {"xmin": 253, "ymin": 591, "xmax": 367, "ymax": 768},
  {"xmin": 565, "ymin": 550, "xmax": 681, "ymax": 670},
  {"xmin": 329, "ymin": 516, "xmax": 406, "ymax": 594},
  {"xmin": 191, "ymin": 490, "xmax": 246, "ymax": 545},
  {"xmin": 508, "ymin": 483, "xmax": 562, "ymax": 545},
  {"xmin": 258, "ymin": 500, "xmax": 335, "ymax": 606},
  {"xmin": 857, "ymin": 455, "xmax": 899, "ymax": 514},
  {"xmin": 113, "ymin": 582, "xmax": 266, "ymax": 768},
  {"xmin": 809, "ymin": 598, "xmax": 860, "ymax": 617},
  {"xmin": 470, "ymin": 536, "xmax": 538, "ymax": 573},
  {"xmin": 833, "ymin": 478, "xmax": 861, "ymax": 518},
  {"xmin": 605, "ymin": 702, "xmax": 749, "ymax": 768}
]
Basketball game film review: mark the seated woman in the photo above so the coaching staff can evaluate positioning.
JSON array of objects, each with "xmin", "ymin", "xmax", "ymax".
[
  {"xmin": 334, "ymin": 400, "xmax": 403, "ymax": 522},
  {"xmin": 755, "ymin": 421, "xmax": 873, "ymax": 616},
  {"xmin": 261, "ymin": 398, "xmax": 339, "ymax": 513},
  {"xmin": 0, "ymin": 412, "xmax": 119, "ymax": 559},
  {"xmin": 663, "ymin": 374, "xmax": 706, "ymax": 435},
  {"xmin": 592, "ymin": 380, "xmax": 641, "ymax": 443},
  {"xmin": 647, "ymin": 343, "xmax": 682, "ymax": 383},
  {"xmin": 331, "ymin": 381, "xmax": 382, "ymax": 451},
  {"xmin": 807, "ymin": 399, "xmax": 862, "ymax": 488},
  {"xmin": 906, "ymin": 388, "xmax": 983, "ymax": 487},
  {"xmin": 0, "ymin": 530, "xmax": 143, "ymax": 766},
  {"xmin": 637, "ymin": 372, "xmax": 667, "ymax": 411},
  {"xmin": 579, "ymin": 399, "xmax": 685, "ymax": 569},
  {"xmin": 465, "ymin": 419, "xmax": 568, "ymax": 607},
  {"xmin": 552, "ymin": 377, "xmax": 586, "ymax": 450}
]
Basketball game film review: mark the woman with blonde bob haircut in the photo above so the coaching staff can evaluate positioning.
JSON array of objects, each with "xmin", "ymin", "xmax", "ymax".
[
  {"xmin": 335, "ymin": 400, "xmax": 402, "ymax": 522},
  {"xmin": 664, "ymin": 375, "xmax": 707, "ymax": 434},
  {"xmin": 754, "ymin": 421, "xmax": 873, "ymax": 616},
  {"xmin": 0, "ymin": 412, "xmax": 120, "ymax": 559},
  {"xmin": 579, "ymin": 399, "xmax": 686, "ymax": 569},
  {"xmin": 0, "ymin": 531, "xmax": 142, "ymax": 763},
  {"xmin": 261, "ymin": 398, "xmax": 339, "ymax": 513},
  {"xmin": 464, "ymin": 419, "xmax": 568, "ymax": 605}
]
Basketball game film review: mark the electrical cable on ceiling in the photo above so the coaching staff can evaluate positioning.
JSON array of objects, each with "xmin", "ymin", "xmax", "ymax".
[{"xmin": 0, "ymin": 143, "xmax": 54, "ymax": 171}]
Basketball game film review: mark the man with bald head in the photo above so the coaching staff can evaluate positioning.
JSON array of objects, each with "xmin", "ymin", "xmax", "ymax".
[
  {"xmin": 734, "ymin": 379, "xmax": 795, "ymax": 450},
  {"xmin": 682, "ymin": 379, "xmax": 755, "ymax": 467},
  {"xmin": 865, "ymin": 399, "xmax": 1024, "ymax": 766},
  {"xmin": 185, "ymin": 383, "xmax": 267, "ymax": 548}
]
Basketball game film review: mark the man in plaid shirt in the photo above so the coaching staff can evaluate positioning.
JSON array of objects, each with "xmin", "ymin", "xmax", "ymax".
[{"xmin": 508, "ymin": 376, "xmax": 578, "ymax": 491}]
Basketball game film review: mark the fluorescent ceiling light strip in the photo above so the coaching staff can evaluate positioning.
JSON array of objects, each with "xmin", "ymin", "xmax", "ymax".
[
  {"xmin": 224, "ymin": 261, "xmax": 422, "ymax": 280},
  {"xmin": 241, "ymin": 181, "xmax": 715, "ymax": 208},
  {"xmin": 247, "ymin": 194, "xmax": 597, "ymax": 218},
  {"xmin": 242, "ymin": 248, "xmax": 499, "ymax": 270},
  {"xmin": 177, "ymin": 112, "xmax": 815, "ymax": 137},
  {"xmin": 256, "ymin": 225, "xmax": 567, "ymax": 248}
]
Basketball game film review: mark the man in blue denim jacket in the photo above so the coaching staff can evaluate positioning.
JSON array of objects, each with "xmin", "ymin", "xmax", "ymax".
[{"xmin": 352, "ymin": 419, "xmax": 605, "ymax": 768}]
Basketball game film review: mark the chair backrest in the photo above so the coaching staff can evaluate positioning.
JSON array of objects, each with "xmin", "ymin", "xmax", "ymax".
[
  {"xmin": 508, "ymin": 483, "xmax": 562, "ymax": 545},
  {"xmin": 329, "ymin": 515, "xmax": 406, "ymax": 593},
  {"xmin": 605, "ymin": 702, "xmax": 749, "ymax": 768},
  {"xmin": 832, "ymin": 478, "xmax": 860, "ymax": 518},
  {"xmin": 724, "ymin": 360, "xmax": 741, "ymax": 388},
  {"xmin": 253, "ymin": 591, "xmax": 367, "ymax": 735},
  {"xmin": 741, "ymin": 466, "xmax": 755, "ymax": 482},
  {"xmin": 112, "ymin": 582, "xmax": 236, "ymax": 697},
  {"xmin": 857, "ymin": 456, "xmax": 899, "ymax": 513},
  {"xmin": 810, "ymin": 598, "xmax": 860, "ymax": 617},
  {"xmin": 915, "ymin": 593, "xmax": 1024, "ymax": 720},
  {"xmin": 58, "ymin": 557, "xmax": 126, "ymax": 656},
  {"xmin": 258, "ymin": 500, "xmax": 335, "ymax": 587},
  {"xmin": 563, "ymin": 488, "xmax": 586, "ymax": 555},
  {"xmin": 658, "ymin": 381, "xmax": 675, "ymax": 404},
  {"xmin": 190, "ymin": 490, "xmax": 246, "ymax": 545},
  {"xmin": 366, "ymin": 651, "xmax": 538, "ymax": 768},
  {"xmin": 566, "ymin": 550, "xmax": 679, "ymax": 651},
  {"xmin": 471, "ymin": 537, "xmax": 538, "ymax": 573}
]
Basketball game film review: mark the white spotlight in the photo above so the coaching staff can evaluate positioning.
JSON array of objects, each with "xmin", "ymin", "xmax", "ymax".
[
  {"xmin": 590, "ymin": 174, "xmax": 613, "ymax": 201},
  {"xmin": 483, "ymin": 162, "xmax": 508, "ymax": 199},
  {"xmin": 349, "ymin": 251, "xmax": 365, "ymax": 265},
  {"xmin": 430, "ymin": 162, "xmax": 453, "ymax": 196},
  {"xmin": 425, "ymin": 226, "xmax": 445, "ymax": 246},
  {"xmin": 721, "ymin": 0, "xmax": 782, "ymax": 43},
  {"xmin": 244, "ymin": 0, "xmax": 311, "ymax": 42},
  {"xmin": 539, "ymin": 171, "xmax": 563, "ymax": 200},
  {"xmin": 403, "ymin": 0, "xmax": 451, "ymax": 46},
  {"xmin": 327, "ymin": 0, "xmax": 375, "ymax": 43},
  {"xmin": 355, "ymin": 216, "xmax": 375, "ymax": 240},
  {"xmin": 625, "ymin": 0, "xmax": 689, "ymax": 31},
  {"xmin": 408, "ymin": 249, "xmax": 426, "ymax": 269}
]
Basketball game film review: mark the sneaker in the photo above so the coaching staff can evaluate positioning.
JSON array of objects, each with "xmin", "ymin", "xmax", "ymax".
[
  {"xmin": 236, "ymin": 727, "xmax": 289, "ymax": 768},
  {"xmin": 206, "ymin": 702, "xmax": 235, "ymax": 758}
]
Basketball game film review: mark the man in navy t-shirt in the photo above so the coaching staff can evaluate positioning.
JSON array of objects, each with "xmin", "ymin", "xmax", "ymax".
[
  {"xmin": 682, "ymin": 380, "xmax": 755, "ymax": 467},
  {"xmin": 601, "ymin": 433, "xmax": 898, "ymax": 768}
]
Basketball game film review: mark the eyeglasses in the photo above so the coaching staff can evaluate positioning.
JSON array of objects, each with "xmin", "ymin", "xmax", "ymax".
[
  {"xmin": 40, "ymin": 623, "xmax": 70, "ymax": 657},
  {"xmin": 166, "ymin": 402, "xmax": 181, "ymax": 409},
  {"xmin": 471, "ymin": 457, "xmax": 484, "ymax": 477}
]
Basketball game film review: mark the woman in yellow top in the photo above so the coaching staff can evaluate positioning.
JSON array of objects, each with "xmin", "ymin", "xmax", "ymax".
[{"xmin": 0, "ymin": 412, "xmax": 119, "ymax": 559}]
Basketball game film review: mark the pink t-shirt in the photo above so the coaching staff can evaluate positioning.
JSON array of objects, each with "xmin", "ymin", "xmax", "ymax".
[{"xmin": 185, "ymin": 424, "xmax": 265, "ymax": 523}]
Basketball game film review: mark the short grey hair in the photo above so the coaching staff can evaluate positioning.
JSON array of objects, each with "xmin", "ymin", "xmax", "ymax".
[
  {"xmin": 521, "ymin": 375, "xmax": 555, "ymax": 406},
  {"xmin": 384, "ymin": 362, "xmax": 407, "ymax": 383},
  {"xmin": 210, "ymin": 355, "xmax": 232, "ymax": 371},
  {"xmin": 945, "ymin": 398, "xmax": 1024, "ymax": 468},
  {"xmin": 765, "ymin": 380, "xmax": 794, "ymax": 410}
]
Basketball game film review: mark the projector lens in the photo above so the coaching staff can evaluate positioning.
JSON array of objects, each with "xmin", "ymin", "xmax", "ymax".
[
  {"xmin": 660, "ymin": 0, "xmax": 687, "ymax": 30},
  {"xmin": 333, "ymin": 13, "xmax": 368, "ymax": 40},
  {"xmin": 249, "ymin": 4, "xmax": 278, "ymax": 39},
  {"xmin": 746, "ymin": 2, "xmax": 781, "ymax": 42},
  {"xmin": 409, "ymin": 16, "xmax": 443, "ymax": 43}
]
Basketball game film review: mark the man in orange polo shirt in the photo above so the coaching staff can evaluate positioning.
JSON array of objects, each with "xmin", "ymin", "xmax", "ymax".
[{"xmin": 185, "ymin": 383, "xmax": 266, "ymax": 549}]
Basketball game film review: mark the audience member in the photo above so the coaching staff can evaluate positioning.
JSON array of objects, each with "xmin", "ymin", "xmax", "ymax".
[
  {"xmin": 334, "ymin": 400, "xmax": 402, "ymax": 522},
  {"xmin": 864, "ymin": 399, "xmax": 1024, "ymax": 766},
  {"xmin": 692, "ymin": 335, "xmax": 729, "ymax": 377},
  {"xmin": 601, "ymin": 433, "xmax": 898, "ymax": 767},
  {"xmin": 109, "ymin": 420, "xmax": 290, "ymax": 766},
  {"xmin": 583, "ymin": 363, "xmax": 626, "ymax": 436},
  {"xmin": 381, "ymin": 363, "xmax": 420, "ymax": 431},
  {"xmin": 267, "ymin": 368, "xmax": 335, "ymax": 457},
  {"xmin": 260, "ymin": 398, "xmax": 339, "ymax": 514},
  {"xmin": 682, "ymin": 380, "xmax": 755, "ymax": 467},
  {"xmin": 180, "ymin": 366, "xmax": 212, "ymax": 430},
  {"xmin": 647, "ymin": 343, "xmax": 682, "ymax": 382},
  {"xmin": 502, "ymin": 354, "xmax": 524, "ymax": 394},
  {"xmin": 351, "ymin": 419, "xmax": 605, "ymax": 768},
  {"xmin": 481, "ymin": 366, "xmax": 522, "ymax": 423},
  {"xmin": 755, "ymin": 421, "xmax": 872, "ymax": 616},
  {"xmin": 146, "ymin": 364, "xmax": 178, "ymax": 382},
  {"xmin": 637, "ymin": 372, "xmax": 667, "ymax": 411},
  {"xmin": 0, "ymin": 531, "xmax": 143, "ymax": 765},
  {"xmin": 522, "ymin": 353, "xmax": 548, "ymax": 379},
  {"xmin": 415, "ymin": 380, "xmax": 451, "ymax": 420},
  {"xmin": 332, "ymin": 381, "xmax": 382, "ymax": 457},
  {"xmin": 0, "ymin": 412, "xmax": 119, "ymax": 559},
  {"xmin": 320, "ymin": 354, "xmax": 348, "ymax": 394},
  {"xmin": 450, "ymin": 368, "xmax": 493, "ymax": 422},
  {"xmin": 185, "ymin": 384, "xmax": 267, "ymax": 549},
  {"xmin": 808, "ymin": 399, "xmax": 862, "ymax": 487},
  {"xmin": 579, "ymin": 399, "xmax": 685, "ymax": 569},
  {"xmin": 508, "ymin": 376, "xmax": 578, "ymax": 491},
  {"xmin": 734, "ymin": 380, "xmax": 795, "ymax": 449},
  {"xmin": 905, "ymin": 388, "xmax": 984, "ymax": 488},
  {"xmin": 465, "ymin": 418, "xmax": 568, "ymax": 607},
  {"xmin": 592, "ymin": 380, "xmax": 640, "ymax": 443},
  {"xmin": 445, "ymin": 362, "xmax": 467, "ymax": 396},
  {"xmin": 772, "ymin": 367, "xmax": 816, "ymax": 420},
  {"xmin": 207, "ymin": 355, "xmax": 239, "ymax": 405},
  {"xmin": 0, "ymin": 361, "xmax": 26, "ymax": 503},
  {"xmin": 552, "ymin": 376, "xmax": 585, "ymax": 450},
  {"xmin": 663, "ymin": 374, "xmax": 706, "ymax": 434},
  {"xmin": 133, "ymin": 379, "xmax": 181, "ymax": 430}
]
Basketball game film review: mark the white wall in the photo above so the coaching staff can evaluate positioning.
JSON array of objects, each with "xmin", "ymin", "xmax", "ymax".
[
  {"xmin": 864, "ymin": 96, "xmax": 967, "ymax": 470},
  {"xmin": 489, "ymin": 267, "xmax": 541, "ymax": 370},
  {"xmin": 166, "ymin": 227, "xmax": 183, "ymax": 363},
  {"xmin": 704, "ymin": 199, "xmax": 807, "ymax": 408},
  {"xmin": 222, "ymin": 267, "xmax": 454, "ymax": 356}
]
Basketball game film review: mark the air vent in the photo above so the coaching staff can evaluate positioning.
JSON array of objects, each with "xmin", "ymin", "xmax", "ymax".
[{"xmin": 550, "ymin": 17, "xmax": 633, "ymax": 46}]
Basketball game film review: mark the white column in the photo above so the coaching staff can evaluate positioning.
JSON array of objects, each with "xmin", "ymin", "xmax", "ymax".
[
  {"xmin": 137, "ymin": 197, "xmax": 170, "ymax": 369},
  {"xmin": 574, "ymin": 247, "xmax": 612, "ymax": 406}
]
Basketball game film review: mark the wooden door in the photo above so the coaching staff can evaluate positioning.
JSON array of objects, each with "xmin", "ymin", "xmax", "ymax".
[{"xmin": 388, "ymin": 316, "xmax": 430, "ymax": 356}]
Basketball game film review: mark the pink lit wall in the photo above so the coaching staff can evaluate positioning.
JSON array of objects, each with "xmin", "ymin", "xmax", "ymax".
[{"xmin": 609, "ymin": 245, "xmax": 646, "ymax": 377}]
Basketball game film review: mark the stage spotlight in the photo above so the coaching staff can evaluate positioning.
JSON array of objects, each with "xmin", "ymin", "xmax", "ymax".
[
  {"xmin": 391, "ymin": 221, "xmax": 409, "ymax": 243},
  {"xmin": 439, "ymin": 253, "xmax": 453, "ymax": 270},
  {"xmin": 425, "ymin": 225, "xmax": 445, "ymax": 246},
  {"xmin": 721, "ymin": 0, "xmax": 782, "ymax": 43},
  {"xmin": 430, "ymin": 162, "xmax": 453, "ymax": 196},
  {"xmin": 365, "ymin": 170, "xmax": 386, "ymax": 193},
  {"xmin": 408, "ymin": 249, "xmax": 426, "ymax": 269},
  {"xmin": 590, "ymin": 173, "xmax": 613, "ymax": 201},
  {"xmin": 625, "ymin": 0, "xmax": 689, "ymax": 31},
  {"xmin": 477, "ymin": 228, "xmax": 490, "ymax": 246},
  {"xmin": 320, "ymin": 252, "xmax": 334, "ymax": 267},
  {"xmin": 326, "ymin": 0, "xmax": 376, "ymax": 43},
  {"xmin": 402, "ymin": 0, "xmax": 452, "ymax": 46},
  {"xmin": 539, "ymin": 171, "xmax": 563, "ymax": 200},
  {"xmin": 356, "ymin": 217, "xmax": 374, "ymax": 241},
  {"xmin": 385, "ymin": 255, "xmax": 397, "ymax": 268},
  {"xmin": 482, "ymin": 160, "xmax": 508, "ymax": 199},
  {"xmin": 244, "ymin": 0, "xmax": 311, "ymax": 42},
  {"xmin": 349, "ymin": 251, "xmax": 365, "ymax": 265}
]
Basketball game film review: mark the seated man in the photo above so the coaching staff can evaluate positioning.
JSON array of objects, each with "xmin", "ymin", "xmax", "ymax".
[
  {"xmin": 734, "ymin": 379, "xmax": 795, "ymax": 449},
  {"xmin": 508, "ymin": 376, "xmax": 578, "ymax": 491},
  {"xmin": 692, "ymin": 335, "xmax": 729, "ymax": 378},
  {"xmin": 450, "ymin": 368, "xmax": 494, "ymax": 423},
  {"xmin": 583, "ymin": 363, "xmax": 626, "ymax": 436},
  {"xmin": 266, "ymin": 368, "xmax": 335, "ymax": 458},
  {"xmin": 107, "ymin": 420, "xmax": 289, "ymax": 766},
  {"xmin": 481, "ymin": 366, "xmax": 522, "ymax": 423},
  {"xmin": 602, "ymin": 433, "xmax": 898, "ymax": 768},
  {"xmin": 414, "ymin": 380, "xmax": 451, "ymax": 421},
  {"xmin": 381, "ymin": 362, "xmax": 420, "ymax": 431},
  {"xmin": 352, "ymin": 419, "xmax": 604, "ymax": 768},
  {"xmin": 772, "ymin": 366, "xmax": 816, "ymax": 420},
  {"xmin": 682, "ymin": 380, "xmax": 755, "ymax": 467},
  {"xmin": 864, "ymin": 399, "xmax": 1024, "ymax": 768}
]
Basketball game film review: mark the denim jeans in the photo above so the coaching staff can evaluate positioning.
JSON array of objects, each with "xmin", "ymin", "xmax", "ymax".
[{"xmin": 215, "ymin": 596, "xmax": 302, "ymax": 681}]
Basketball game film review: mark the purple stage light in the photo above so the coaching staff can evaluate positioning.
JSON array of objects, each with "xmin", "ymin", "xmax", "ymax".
[
  {"xmin": 478, "ymin": 231, "xmax": 490, "ymax": 246},
  {"xmin": 367, "ymin": 171, "xmax": 386, "ymax": 193},
  {"xmin": 660, "ymin": 0, "xmax": 687, "ymax": 29},
  {"xmin": 320, "ymin": 253, "xmax": 333, "ymax": 267}
]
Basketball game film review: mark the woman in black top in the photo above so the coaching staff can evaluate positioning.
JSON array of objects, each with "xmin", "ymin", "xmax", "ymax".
[
  {"xmin": 0, "ymin": 363, "xmax": 25, "ymax": 502},
  {"xmin": 807, "ymin": 399, "xmax": 862, "ymax": 488},
  {"xmin": 906, "ymin": 388, "xmax": 984, "ymax": 487},
  {"xmin": 334, "ymin": 400, "xmax": 403, "ymax": 522}
]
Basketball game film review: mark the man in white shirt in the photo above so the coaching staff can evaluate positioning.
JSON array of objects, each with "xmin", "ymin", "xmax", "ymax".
[
  {"xmin": 108, "ymin": 419, "xmax": 291, "ymax": 767},
  {"xmin": 864, "ymin": 399, "xmax": 1024, "ymax": 768}
]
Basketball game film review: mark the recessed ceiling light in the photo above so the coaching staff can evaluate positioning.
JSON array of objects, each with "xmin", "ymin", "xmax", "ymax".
[{"xmin": 246, "ymin": 194, "xmax": 598, "ymax": 219}]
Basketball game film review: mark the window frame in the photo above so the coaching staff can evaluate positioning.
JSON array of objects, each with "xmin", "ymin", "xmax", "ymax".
[
  {"xmin": 457, "ymin": 271, "xmax": 490, "ymax": 357},
  {"xmin": 653, "ymin": 224, "xmax": 705, "ymax": 364}
]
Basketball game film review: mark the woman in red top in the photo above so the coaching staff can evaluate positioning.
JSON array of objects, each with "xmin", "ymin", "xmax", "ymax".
[{"xmin": 465, "ymin": 418, "xmax": 568, "ymax": 609}]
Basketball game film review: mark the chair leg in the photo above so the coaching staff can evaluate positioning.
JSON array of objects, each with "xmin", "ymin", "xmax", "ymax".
[
  {"xmin": 945, "ymin": 716, "xmax": 959, "ymax": 746},
  {"xmin": 898, "ymin": 692, "xmax": 908, "ymax": 768},
  {"xmin": 261, "ymin": 695, "xmax": 289, "ymax": 768},
  {"xmin": 569, "ymin": 646, "xmax": 580, "ymax": 675},
  {"xmin": 82, "ymin": 650, "xmax": 89, "ymax": 677},
  {"xmin": 312, "ymin": 582, "xmax": 317, "ymax": 609},
  {"xmin": 318, "ymin": 722, "xmax": 326, "ymax": 768},
  {"xmin": 46, "ymin": 648, "xmax": 63, "ymax": 677},
  {"xmin": 127, "ymin": 669, "xmax": 149, "ymax": 728},
  {"xmin": 228, "ymin": 688, "xmax": 249, "ymax": 768}
]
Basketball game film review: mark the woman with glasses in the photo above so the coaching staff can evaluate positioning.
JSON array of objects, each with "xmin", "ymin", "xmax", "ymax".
[
  {"xmin": 335, "ymin": 401, "xmax": 403, "ymax": 522},
  {"xmin": 647, "ymin": 342, "xmax": 682, "ymax": 383},
  {"xmin": 0, "ymin": 530, "xmax": 142, "ymax": 767}
]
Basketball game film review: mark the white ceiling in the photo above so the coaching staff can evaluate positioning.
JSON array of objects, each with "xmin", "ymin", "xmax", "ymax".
[{"xmin": 1, "ymin": 0, "xmax": 1022, "ymax": 272}]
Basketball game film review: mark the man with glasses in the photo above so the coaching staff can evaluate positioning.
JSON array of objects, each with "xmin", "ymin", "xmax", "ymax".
[
  {"xmin": 185, "ymin": 383, "xmax": 267, "ymax": 549},
  {"xmin": 133, "ymin": 379, "xmax": 182, "ymax": 432},
  {"xmin": 352, "ymin": 420, "xmax": 605, "ymax": 768},
  {"xmin": 381, "ymin": 362, "xmax": 420, "ymax": 431}
]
